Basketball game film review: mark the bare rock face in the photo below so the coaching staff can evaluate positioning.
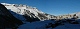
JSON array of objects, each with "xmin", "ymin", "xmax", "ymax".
[{"xmin": 0, "ymin": 4, "xmax": 23, "ymax": 29}]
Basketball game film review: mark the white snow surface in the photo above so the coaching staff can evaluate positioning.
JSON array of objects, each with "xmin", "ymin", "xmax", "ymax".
[
  {"xmin": 70, "ymin": 12, "xmax": 80, "ymax": 19},
  {"xmin": 1, "ymin": 3, "xmax": 80, "ymax": 29},
  {"xmin": 8, "ymin": 9, "xmax": 26, "ymax": 22},
  {"xmin": 1, "ymin": 3, "xmax": 49, "ymax": 21},
  {"xmin": 76, "ymin": 12, "xmax": 80, "ymax": 19},
  {"xmin": 54, "ymin": 24, "xmax": 80, "ymax": 29},
  {"xmin": 1, "ymin": 3, "xmax": 44, "ymax": 16},
  {"xmin": 18, "ymin": 20, "xmax": 80, "ymax": 29},
  {"xmin": 18, "ymin": 20, "xmax": 55, "ymax": 29},
  {"xmin": 1, "ymin": 3, "xmax": 47, "ymax": 21}
]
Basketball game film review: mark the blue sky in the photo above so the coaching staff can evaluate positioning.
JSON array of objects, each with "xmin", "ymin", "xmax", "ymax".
[{"xmin": 0, "ymin": 0, "xmax": 80, "ymax": 15}]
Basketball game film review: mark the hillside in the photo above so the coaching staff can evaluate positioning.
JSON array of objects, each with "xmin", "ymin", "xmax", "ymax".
[{"xmin": 0, "ymin": 3, "xmax": 80, "ymax": 29}]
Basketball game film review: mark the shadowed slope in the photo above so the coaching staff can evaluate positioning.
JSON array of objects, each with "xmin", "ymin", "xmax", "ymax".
[{"xmin": 0, "ymin": 4, "xmax": 23, "ymax": 29}]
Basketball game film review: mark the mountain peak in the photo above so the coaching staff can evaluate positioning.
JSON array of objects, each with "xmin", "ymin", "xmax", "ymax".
[
  {"xmin": 1, "ymin": 3, "xmax": 56, "ymax": 21},
  {"xmin": 1, "ymin": 3, "xmax": 79, "ymax": 21}
]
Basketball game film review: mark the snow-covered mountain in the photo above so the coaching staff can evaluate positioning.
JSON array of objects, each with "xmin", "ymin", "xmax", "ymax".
[
  {"xmin": 0, "ymin": 3, "xmax": 80, "ymax": 29},
  {"xmin": 1, "ymin": 3, "xmax": 79, "ymax": 21},
  {"xmin": 1, "ymin": 3, "xmax": 56, "ymax": 21},
  {"xmin": 71, "ymin": 12, "xmax": 80, "ymax": 19}
]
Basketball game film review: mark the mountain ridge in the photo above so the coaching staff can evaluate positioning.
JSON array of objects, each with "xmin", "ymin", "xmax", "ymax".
[
  {"xmin": 0, "ymin": 3, "xmax": 80, "ymax": 29},
  {"xmin": 1, "ymin": 3, "xmax": 80, "ymax": 21},
  {"xmin": 1, "ymin": 3, "xmax": 56, "ymax": 21}
]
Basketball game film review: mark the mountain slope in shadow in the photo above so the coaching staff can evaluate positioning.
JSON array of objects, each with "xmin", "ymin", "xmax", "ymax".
[{"xmin": 0, "ymin": 4, "xmax": 23, "ymax": 29}]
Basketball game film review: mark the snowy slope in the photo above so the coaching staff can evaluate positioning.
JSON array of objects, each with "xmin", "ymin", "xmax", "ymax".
[
  {"xmin": 75, "ymin": 12, "xmax": 80, "ymax": 19},
  {"xmin": 70, "ymin": 12, "xmax": 80, "ymax": 19},
  {"xmin": 54, "ymin": 24, "xmax": 80, "ymax": 29},
  {"xmin": 18, "ymin": 20, "xmax": 55, "ymax": 29},
  {"xmin": 18, "ymin": 19, "xmax": 80, "ymax": 29},
  {"xmin": 1, "ymin": 3, "xmax": 56, "ymax": 21},
  {"xmin": 1, "ymin": 3, "xmax": 80, "ymax": 29},
  {"xmin": 9, "ymin": 10, "xmax": 26, "ymax": 22},
  {"xmin": 0, "ymin": 3, "xmax": 23, "ymax": 29},
  {"xmin": 1, "ymin": 3, "xmax": 26, "ymax": 22},
  {"xmin": 1, "ymin": 3, "xmax": 44, "ymax": 15}
]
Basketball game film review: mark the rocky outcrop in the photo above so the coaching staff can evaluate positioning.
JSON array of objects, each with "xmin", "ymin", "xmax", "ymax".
[{"xmin": 55, "ymin": 14, "xmax": 78, "ymax": 20}]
